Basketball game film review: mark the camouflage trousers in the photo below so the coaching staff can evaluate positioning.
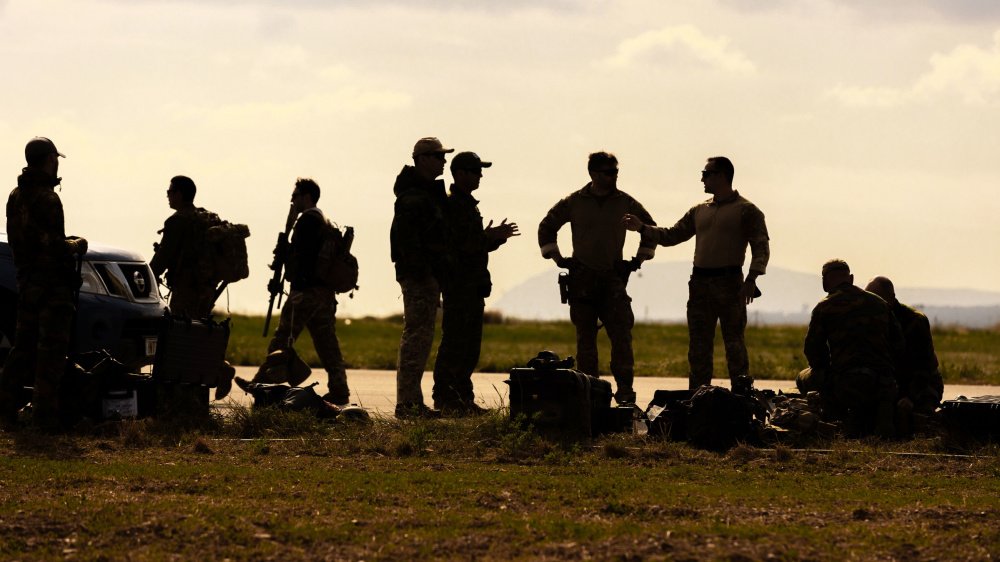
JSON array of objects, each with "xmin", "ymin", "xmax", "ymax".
[
  {"xmin": 432, "ymin": 289, "xmax": 484, "ymax": 408},
  {"xmin": 568, "ymin": 272, "xmax": 635, "ymax": 404},
  {"xmin": 687, "ymin": 273, "xmax": 749, "ymax": 389},
  {"xmin": 0, "ymin": 282, "xmax": 76, "ymax": 426},
  {"xmin": 168, "ymin": 281, "xmax": 217, "ymax": 319},
  {"xmin": 396, "ymin": 275, "xmax": 440, "ymax": 406},
  {"xmin": 267, "ymin": 286, "xmax": 348, "ymax": 403},
  {"xmin": 797, "ymin": 366, "xmax": 898, "ymax": 438}
]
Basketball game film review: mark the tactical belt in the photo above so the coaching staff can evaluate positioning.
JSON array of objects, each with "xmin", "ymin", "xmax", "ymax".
[{"xmin": 691, "ymin": 266, "xmax": 742, "ymax": 278}]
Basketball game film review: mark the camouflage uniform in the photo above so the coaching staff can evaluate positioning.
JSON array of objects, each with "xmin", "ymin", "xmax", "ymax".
[
  {"xmin": 432, "ymin": 189, "xmax": 506, "ymax": 409},
  {"xmin": 150, "ymin": 204, "xmax": 216, "ymax": 318},
  {"xmin": 891, "ymin": 301, "xmax": 943, "ymax": 414},
  {"xmin": 800, "ymin": 283, "xmax": 904, "ymax": 437},
  {"xmin": 266, "ymin": 208, "xmax": 348, "ymax": 403},
  {"xmin": 0, "ymin": 167, "xmax": 80, "ymax": 427},
  {"xmin": 644, "ymin": 191, "xmax": 769, "ymax": 390},
  {"xmin": 390, "ymin": 166, "xmax": 449, "ymax": 407},
  {"xmin": 538, "ymin": 183, "xmax": 657, "ymax": 403}
]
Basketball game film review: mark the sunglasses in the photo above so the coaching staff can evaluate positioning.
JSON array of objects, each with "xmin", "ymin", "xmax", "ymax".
[
  {"xmin": 596, "ymin": 168, "xmax": 619, "ymax": 177},
  {"xmin": 701, "ymin": 169, "xmax": 720, "ymax": 179}
]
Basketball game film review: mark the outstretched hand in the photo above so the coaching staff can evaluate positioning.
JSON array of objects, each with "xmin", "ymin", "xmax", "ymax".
[
  {"xmin": 485, "ymin": 218, "xmax": 520, "ymax": 241},
  {"xmin": 622, "ymin": 214, "xmax": 645, "ymax": 232}
]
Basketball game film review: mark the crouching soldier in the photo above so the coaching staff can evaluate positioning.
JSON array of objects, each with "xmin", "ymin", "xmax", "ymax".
[
  {"xmin": 865, "ymin": 276, "xmax": 944, "ymax": 432},
  {"xmin": 798, "ymin": 260, "xmax": 904, "ymax": 438}
]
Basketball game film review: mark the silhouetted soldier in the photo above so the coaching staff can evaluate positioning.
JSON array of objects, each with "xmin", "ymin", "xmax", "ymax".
[
  {"xmin": 0, "ymin": 137, "xmax": 88, "ymax": 431},
  {"xmin": 263, "ymin": 178, "xmax": 350, "ymax": 405},
  {"xmin": 539, "ymin": 151, "xmax": 656, "ymax": 405},
  {"xmin": 150, "ymin": 176, "xmax": 215, "ymax": 318},
  {"xmin": 623, "ymin": 156, "xmax": 768, "ymax": 394},
  {"xmin": 798, "ymin": 260, "xmax": 904, "ymax": 438},
  {"xmin": 432, "ymin": 152, "xmax": 518, "ymax": 415},
  {"xmin": 150, "ymin": 175, "xmax": 237, "ymax": 399},
  {"xmin": 865, "ymin": 276, "xmax": 944, "ymax": 418},
  {"xmin": 391, "ymin": 137, "xmax": 452, "ymax": 418}
]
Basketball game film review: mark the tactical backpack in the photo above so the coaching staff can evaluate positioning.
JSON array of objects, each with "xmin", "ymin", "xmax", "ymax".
[
  {"xmin": 194, "ymin": 208, "xmax": 251, "ymax": 284},
  {"xmin": 313, "ymin": 215, "xmax": 359, "ymax": 294}
]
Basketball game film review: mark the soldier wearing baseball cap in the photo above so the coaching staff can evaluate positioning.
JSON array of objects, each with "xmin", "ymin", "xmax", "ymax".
[
  {"xmin": 432, "ymin": 152, "xmax": 517, "ymax": 416},
  {"xmin": 24, "ymin": 137, "xmax": 66, "ymax": 163},
  {"xmin": 390, "ymin": 137, "xmax": 455, "ymax": 418},
  {"xmin": 1, "ymin": 137, "xmax": 86, "ymax": 431}
]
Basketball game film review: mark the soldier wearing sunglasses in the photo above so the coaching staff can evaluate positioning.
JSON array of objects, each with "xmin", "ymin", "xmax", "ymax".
[{"xmin": 623, "ymin": 156, "xmax": 769, "ymax": 395}]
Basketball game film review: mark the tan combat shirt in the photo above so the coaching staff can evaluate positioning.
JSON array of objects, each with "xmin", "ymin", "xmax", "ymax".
[
  {"xmin": 538, "ymin": 183, "xmax": 657, "ymax": 272},
  {"xmin": 643, "ymin": 190, "xmax": 769, "ymax": 274}
]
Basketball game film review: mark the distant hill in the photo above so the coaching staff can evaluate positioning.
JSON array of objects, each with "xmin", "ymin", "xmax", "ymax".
[{"xmin": 491, "ymin": 262, "xmax": 1000, "ymax": 328}]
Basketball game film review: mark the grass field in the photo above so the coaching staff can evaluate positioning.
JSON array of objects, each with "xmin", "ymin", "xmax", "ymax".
[
  {"xmin": 1, "ymin": 410, "xmax": 998, "ymax": 561},
  {"xmin": 227, "ymin": 314, "xmax": 1000, "ymax": 385},
  {"xmin": 2, "ymin": 316, "xmax": 997, "ymax": 560}
]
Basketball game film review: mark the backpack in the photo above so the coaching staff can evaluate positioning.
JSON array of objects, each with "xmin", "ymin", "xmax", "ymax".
[
  {"xmin": 194, "ymin": 208, "xmax": 251, "ymax": 284},
  {"xmin": 314, "ymin": 218, "xmax": 359, "ymax": 294}
]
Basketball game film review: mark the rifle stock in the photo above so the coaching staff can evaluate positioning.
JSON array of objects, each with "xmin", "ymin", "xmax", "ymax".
[{"xmin": 262, "ymin": 204, "xmax": 299, "ymax": 337}]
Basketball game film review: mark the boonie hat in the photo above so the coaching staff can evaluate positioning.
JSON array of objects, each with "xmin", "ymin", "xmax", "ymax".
[
  {"xmin": 450, "ymin": 151, "xmax": 492, "ymax": 171},
  {"xmin": 412, "ymin": 137, "xmax": 454, "ymax": 157},
  {"xmin": 25, "ymin": 137, "xmax": 66, "ymax": 161}
]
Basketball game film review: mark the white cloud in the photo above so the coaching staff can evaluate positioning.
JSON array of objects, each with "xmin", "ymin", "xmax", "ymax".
[
  {"xmin": 828, "ymin": 30, "xmax": 1000, "ymax": 107},
  {"xmin": 601, "ymin": 24, "xmax": 756, "ymax": 75},
  {"xmin": 168, "ymin": 87, "xmax": 412, "ymax": 128}
]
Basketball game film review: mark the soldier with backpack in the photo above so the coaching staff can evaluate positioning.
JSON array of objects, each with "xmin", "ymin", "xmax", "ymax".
[
  {"xmin": 261, "ymin": 178, "xmax": 351, "ymax": 406},
  {"xmin": 151, "ymin": 176, "xmax": 215, "ymax": 318},
  {"xmin": 151, "ymin": 175, "xmax": 247, "ymax": 399}
]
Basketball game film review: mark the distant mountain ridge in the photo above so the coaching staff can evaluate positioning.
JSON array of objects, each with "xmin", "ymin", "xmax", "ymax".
[{"xmin": 492, "ymin": 262, "xmax": 1000, "ymax": 328}]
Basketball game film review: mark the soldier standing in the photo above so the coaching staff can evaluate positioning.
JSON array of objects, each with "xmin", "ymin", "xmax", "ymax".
[
  {"xmin": 262, "ymin": 178, "xmax": 350, "ymax": 405},
  {"xmin": 538, "ymin": 151, "xmax": 657, "ymax": 405},
  {"xmin": 0, "ymin": 137, "xmax": 88, "ymax": 430},
  {"xmin": 150, "ymin": 176, "xmax": 216, "ymax": 318},
  {"xmin": 623, "ymin": 156, "xmax": 769, "ymax": 394},
  {"xmin": 865, "ymin": 276, "xmax": 944, "ymax": 417},
  {"xmin": 798, "ymin": 260, "xmax": 904, "ymax": 438},
  {"xmin": 390, "ymin": 137, "xmax": 453, "ymax": 418},
  {"xmin": 432, "ymin": 152, "xmax": 518, "ymax": 415},
  {"xmin": 150, "ymin": 175, "xmax": 239, "ymax": 399}
]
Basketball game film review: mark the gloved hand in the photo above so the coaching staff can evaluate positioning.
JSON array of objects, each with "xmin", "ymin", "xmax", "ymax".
[
  {"xmin": 555, "ymin": 256, "xmax": 577, "ymax": 269},
  {"xmin": 66, "ymin": 237, "xmax": 88, "ymax": 256},
  {"xmin": 267, "ymin": 278, "xmax": 284, "ymax": 296}
]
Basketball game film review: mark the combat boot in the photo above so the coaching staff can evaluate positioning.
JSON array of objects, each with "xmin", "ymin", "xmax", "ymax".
[
  {"xmin": 214, "ymin": 362, "xmax": 236, "ymax": 400},
  {"xmin": 395, "ymin": 403, "xmax": 441, "ymax": 420}
]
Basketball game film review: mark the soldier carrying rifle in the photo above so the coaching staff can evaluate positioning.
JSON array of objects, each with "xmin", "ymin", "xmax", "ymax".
[{"xmin": 261, "ymin": 178, "xmax": 350, "ymax": 406}]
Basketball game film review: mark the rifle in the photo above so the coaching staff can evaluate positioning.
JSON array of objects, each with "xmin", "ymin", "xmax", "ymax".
[{"xmin": 262, "ymin": 204, "xmax": 299, "ymax": 337}]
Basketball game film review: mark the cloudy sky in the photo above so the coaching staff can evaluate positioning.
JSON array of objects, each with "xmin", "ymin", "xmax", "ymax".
[{"xmin": 2, "ymin": 0, "xmax": 999, "ymax": 317}]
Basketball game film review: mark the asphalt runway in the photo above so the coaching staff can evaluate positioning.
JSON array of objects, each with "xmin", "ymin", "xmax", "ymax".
[{"xmin": 219, "ymin": 367, "xmax": 999, "ymax": 416}]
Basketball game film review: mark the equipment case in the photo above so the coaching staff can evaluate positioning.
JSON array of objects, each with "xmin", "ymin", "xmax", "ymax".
[
  {"xmin": 152, "ymin": 314, "xmax": 230, "ymax": 387},
  {"xmin": 506, "ymin": 367, "xmax": 612, "ymax": 437},
  {"xmin": 941, "ymin": 395, "xmax": 1000, "ymax": 441}
]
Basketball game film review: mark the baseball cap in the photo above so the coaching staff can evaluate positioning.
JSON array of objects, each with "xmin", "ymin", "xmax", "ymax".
[
  {"xmin": 412, "ymin": 137, "xmax": 454, "ymax": 157},
  {"xmin": 25, "ymin": 137, "xmax": 65, "ymax": 162},
  {"xmin": 450, "ymin": 151, "xmax": 492, "ymax": 171}
]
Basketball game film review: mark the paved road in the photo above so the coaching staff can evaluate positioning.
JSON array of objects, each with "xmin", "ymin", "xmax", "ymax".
[{"xmin": 219, "ymin": 367, "xmax": 999, "ymax": 416}]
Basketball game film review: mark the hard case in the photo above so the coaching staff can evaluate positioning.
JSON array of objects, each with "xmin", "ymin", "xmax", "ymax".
[
  {"xmin": 151, "ymin": 314, "xmax": 230, "ymax": 387},
  {"xmin": 506, "ymin": 367, "xmax": 612, "ymax": 437},
  {"xmin": 940, "ymin": 395, "xmax": 1000, "ymax": 441}
]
